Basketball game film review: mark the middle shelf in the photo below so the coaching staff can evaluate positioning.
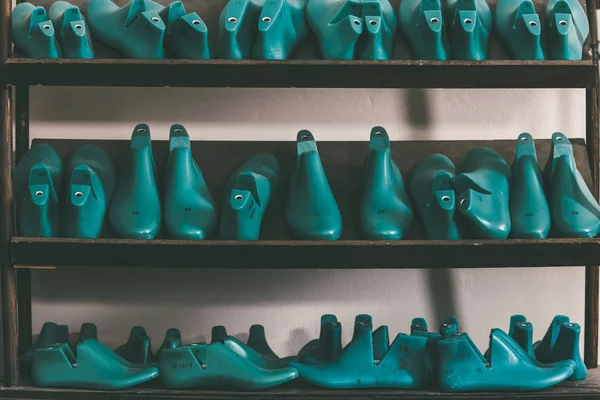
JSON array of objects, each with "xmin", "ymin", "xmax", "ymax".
[{"xmin": 10, "ymin": 136, "xmax": 600, "ymax": 269}]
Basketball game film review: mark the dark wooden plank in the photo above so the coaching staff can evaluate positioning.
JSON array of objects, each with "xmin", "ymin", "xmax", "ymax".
[
  {"xmin": 9, "ymin": 138, "xmax": 600, "ymax": 269},
  {"xmin": 2, "ymin": 369, "xmax": 600, "ymax": 400},
  {"xmin": 10, "ymin": 236, "xmax": 600, "ymax": 269},
  {"xmin": 583, "ymin": 0, "xmax": 599, "ymax": 366},
  {"xmin": 15, "ymin": 85, "xmax": 32, "ymax": 356},
  {"xmin": 6, "ymin": 59, "xmax": 596, "ymax": 88},
  {"xmin": 1, "ymin": 86, "xmax": 19, "ymax": 386}
]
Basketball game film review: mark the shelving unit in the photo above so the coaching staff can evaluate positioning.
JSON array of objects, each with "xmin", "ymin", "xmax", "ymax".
[{"xmin": 0, "ymin": 0, "xmax": 599, "ymax": 397}]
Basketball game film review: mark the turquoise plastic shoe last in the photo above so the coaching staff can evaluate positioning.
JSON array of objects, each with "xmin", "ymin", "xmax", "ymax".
[
  {"xmin": 356, "ymin": 0, "xmax": 397, "ymax": 60},
  {"xmin": 290, "ymin": 324, "xmax": 427, "ymax": 388},
  {"xmin": 87, "ymin": 0, "xmax": 165, "ymax": 58},
  {"xmin": 510, "ymin": 133, "xmax": 550, "ymax": 238},
  {"xmin": 409, "ymin": 317, "xmax": 458, "ymax": 386},
  {"xmin": 373, "ymin": 325, "xmax": 390, "ymax": 360},
  {"xmin": 511, "ymin": 320, "xmax": 536, "ymax": 357},
  {"xmin": 33, "ymin": 339, "xmax": 159, "ymax": 389},
  {"xmin": 77, "ymin": 322, "xmax": 98, "ymax": 344},
  {"xmin": 164, "ymin": 124, "xmax": 217, "ymax": 240},
  {"xmin": 223, "ymin": 336, "xmax": 297, "ymax": 369},
  {"xmin": 252, "ymin": 0, "xmax": 309, "ymax": 60},
  {"xmin": 63, "ymin": 145, "xmax": 116, "ymax": 239},
  {"xmin": 21, "ymin": 322, "xmax": 68, "ymax": 366},
  {"xmin": 410, "ymin": 154, "xmax": 461, "ymax": 240},
  {"xmin": 439, "ymin": 318, "xmax": 459, "ymax": 337},
  {"xmin": 220, "ymin": 154, "xmax": 279, "ymax": 240},
  {"xmin": 247, "ymin": 325, "xmax": 281, "ymax": 359},
  {"xmin": 286, "ymin": 130, "xmax": 342, "ymax": 240},
  {"xmin": 361, "ymin": 127, "xmax": 413, "ymax": 240},
  {"xmin": 297, "ymin": 315, "xmax": 342, "ymax": 364},
  {"xmin": 352, "ymin": 314, "xmax": 373, "ymax": 338},
  {"xmin": 156, "ymin": 1, "xmax": 210, "ymax": 59},
  {"xmin": 48, "ymin": 2, "xmax": 93, "ymax": 58},
  {"xmin": 216, "ymin": 0, "xmax": 263, "ymax": 59},
  {"xmin": 109, "ymin": 124, "xmax": 161, "ymax": 239},
  {"xmin": 398, "ymin": 0, "xmax": 450, "ymax": 60},
  {"xmin": 159, "ymin": 342, "xmax": 298, "ymax": 389},
  {"xmin": 410, "ymin": 317, "xmax": 428, "ymax": 333},
  {"xmin": 543, "ymin": 132, "xmax": 600, "ymax": 238},
  {"xmin": 545, "ymin": 0, "xmax": 589, "ymax": 60},
  {"xmin": 446, "ymin": 0, "xmax": 492, "ymax": 60},
  {"xmin": 534, "ymin": 316, "xmax": 587, "ymax": 381},
  {"xmin": 157, "ymin": 328, "xmax": 183, "ymax": 357},
  {"xmin": 495, "ymin": 0, "xmax": 544, "ymax": 60},
  {"xmin": 211, "ymin": 326, "xmax": 228, "ymax": 343},
  {"xmin": 12, "ymin": 3, "xmax": 61, "ymax": 58},
  {"xmin": 14, "ymin": 144, "xmax": 62, "ymax": 238},
  {"xmin": 483, "ymin": 314, "xmax": 531, "ymax": 359},
  {"xmin": 438, "ymin": 329, "xmax": 575, "ymax": 391},
  {"xmin": 495, "ymin": 316, "xmax": 580, "ymax": 376},
  {"xmin": 454, "ymin": 148, "xmax": 511, "ymax": 239},
  {"xmin": 306, "ymin": 0, "xmax": 363, "ymax": 59},
  {"xmin": 115, "ymin": 326, "xmax": 155, "ymax": 365}
]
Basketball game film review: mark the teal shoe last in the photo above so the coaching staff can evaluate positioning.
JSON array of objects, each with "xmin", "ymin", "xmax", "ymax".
[
  {"xmin": 164, "ymin": 124, "xmax": 217, "ymax": 240},
  {"xmin": 410, "ymin": 154, "xmax": 461, "ymax": 240},
  {"xmin": 115, "ymin": 326, "xmax": 155, "ymax": 365},
  {"xmin": 398, "ymin": 0, "xmax": 450, "ymax": 59},
  {"xmin": 216, "ymin": 0, "xmax": 263, "ymax": 59},
  {"xmin": 62, "ymin": 144, "xmax": 116, "ymax": 238},
  {"xmin": 220, "ymin": 154, "xmax": 279, "ymax": 240},
  {"xmin": 495, "ymin": 0, "xmax": 544, "ymax": 59},
  {"xmin": 109, "ymin": 124, "xmax": 161, "ymax": 239},
  {"xmin": 543, "ymin": 132, "xmax": 600, "ymax": 238},
  {"xmin": 159, "ymin": 342, "xmax": 298, "ymax": 389},
  {"xmin": 446, "ymin": 0, "xmax": 492, "ymax": 60},
  {"xmin": 544, "ymin": 0, "xmax": 589, "ymax": 60},
  {"xmin": 534, "ymin": 315, "xmax": 587, "ymax": 381},
  {"xmin": 360, "ymin": 127, "xmax": 413, "ymax": 240},
  {"xmin": 285, "ymin": 130, "xmax": 342, "ymax": 240},
  {"xmin": 156, "ymin": 1, "xmax": 210, "ymax": 59},
  {"xmin": 32, "ymin": 339, "xmax": 159, "ymax": 389},
  {"xmin": 14, "ymin": 144, "xmax": 62, "ymax": 237},
  {"xmin": 297, "ymin": 314, "xmax": 342, "ymax": 364},
  {"xmin": 48, "ymin": 1, "xmax": 94, "ymax": 58},
  {"xmin": 306, "ymin": 0, "xmax": 363, "ymax": 59},
  {"xmin": 291, "ymin": 324, "xmax": 427, "ymax": 388},
  {"xmin": 510, "ymin": 133, "xmax": 550, "ymax": 238},
  {"xmin": 438, "ymin": 329, "xmax": 575, "ymax": 391},
  {"xmin": 157, "ymin": 328, "xmax": 183, "ymax": 357},
  {"xmin": 222, "ymin": 336, "xmax": 297, "ymax": 369},
  {"xmin": 356, "ymin": 0, "xmax": 397, "ymax": 60},
  {"xmin": 86, "ymin": 0, "xmax": 165, "ymax": 58},
  {"xmin": 12, "ymin": 3, "xmax": 61, "ymax": 58},
  {"xmin": 252, "ymin": 0, "xmax": 309, "ymax": 60},
  {"xmin": 22, "ymin": 322, "xmax": 68, "ymax": 366},
  {"xmin": 454, "ymin": 148, "xmax": 511, "ymax": 239}
]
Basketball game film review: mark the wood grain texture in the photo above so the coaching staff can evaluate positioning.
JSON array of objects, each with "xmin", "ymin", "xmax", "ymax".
[
  {"xmin": 3, "ymin": 369, "xmax": 600, "ymax": 400},
  {"xmin": 9, "ymin": 137, "xmax": 600, "ymax": 269},
  {"xmin": 15, "ymin": 86, "xmax": 32, "ymax": 356},
  {"xmin": 583, "ymin": 0, "xmax": 599, "ymax": 368},
  {"xmin": 5, "ymin": 59, "xmax": 596, "ymax": 88},
  {"xmin": 1, "ymin": 87, "xmax": 19, "ymax": 386}
]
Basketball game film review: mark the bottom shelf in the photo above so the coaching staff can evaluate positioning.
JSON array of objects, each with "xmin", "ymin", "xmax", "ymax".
[{"xmin": 1, "ymin": 370, "xmax": 599, "ymax": 400}]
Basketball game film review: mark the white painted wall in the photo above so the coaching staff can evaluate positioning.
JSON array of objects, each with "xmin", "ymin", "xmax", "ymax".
[{"xmin": 27, "ymin": 86, "xmax": 588, "ymax": 357}]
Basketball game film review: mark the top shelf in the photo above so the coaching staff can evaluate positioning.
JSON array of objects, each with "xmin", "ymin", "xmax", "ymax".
[
  {"xmin": 6, "ymin": 0, "xmax": 596, "ymax": 88},
  {"xmin": 5, "ymin": 58, "xmax": 597, "ymax": 89}
]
